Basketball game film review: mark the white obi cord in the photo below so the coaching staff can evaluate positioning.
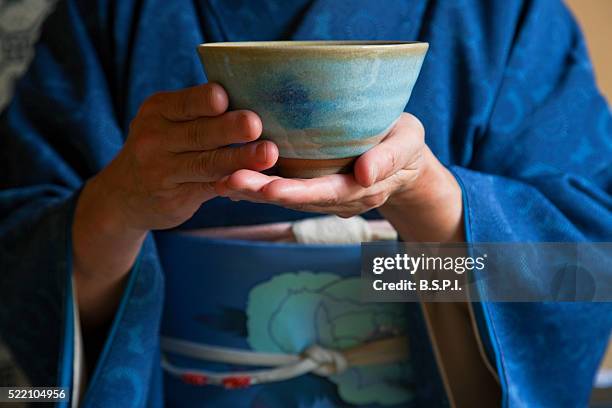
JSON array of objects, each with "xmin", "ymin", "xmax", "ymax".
[
  {"xmin": 160, "ymin": 336, "xmax": 409, "ymax": 389},
  {"xmin": 291, "ymin": 216, "xmax": 397, "ymax": 244}
]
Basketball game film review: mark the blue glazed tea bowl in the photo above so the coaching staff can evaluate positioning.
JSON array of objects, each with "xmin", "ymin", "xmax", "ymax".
[{"xmin": 197, "ymin": 41, "xmax": 428, "ymax": 178}]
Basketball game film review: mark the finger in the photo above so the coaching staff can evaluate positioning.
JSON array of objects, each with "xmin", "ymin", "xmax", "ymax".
[
  {"xmin": 167, "ymin": 110, "xmax": 262, "ymax": 152},
  {"xmin": 214, "ymin": 169, "xmax": 278, "ymax": 197},
  {"xmin": 172, "ymin": 141, "xmax": 278, "ymax": 182},
  {"xmin": 217, "ymin": 170, "xmax": 391, "ymax": 216},
  {"xmin": 263, "ymin": 174, "xmax": 363, "ymax": 205},
  {"xmin": 148, "ymin": 83, "xmax": 229, "ymax": 121},
  {"xmin": 215, "ymin": 171, "xmax": 326, "ymax": 208},
  {"xmin": 218, "ymin": 172, "xmax": 371, "ymax": 214},
  {"xmin": 220, "ymin": 171, "xmax": 364, "ymax": 206},
  {"xmin": 354, "ymin": 113, "xmax": 424, "ymax": 187}
]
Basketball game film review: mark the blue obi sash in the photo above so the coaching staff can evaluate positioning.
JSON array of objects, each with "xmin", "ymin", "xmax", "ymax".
[{"xmin": 155, "ymin": 231, "xmax": 415, "ymax": 408}]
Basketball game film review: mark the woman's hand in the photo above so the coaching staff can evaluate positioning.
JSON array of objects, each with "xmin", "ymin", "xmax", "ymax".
[
  {"xmin": 88, "ymin": 83, "xmax": 277, "ymax": 233},
  {"xmin": 73, "ymin": 83, "xmax": 278, "ymax": 329},
  {"xmin": 215, "ymin": 113, "xmax": 464, "ymax": 242}
]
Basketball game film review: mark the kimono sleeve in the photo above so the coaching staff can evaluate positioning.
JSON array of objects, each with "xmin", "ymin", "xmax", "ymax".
[
  {"xmin": 449, "ymin": 0, "xmax": 612, "ymax": 406},
  {"xmin": 0, "ymin": 1, "xmax": 164, "ymax": 406}
]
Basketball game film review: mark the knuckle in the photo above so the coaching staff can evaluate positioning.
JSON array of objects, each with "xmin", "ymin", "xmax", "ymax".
[
  {"xmin": 373, "ymin": 148, "xmax": 397, "ymax": 179},
  {"xmin": 186, "ymin": 121, "xmax": 203, "ymax": 148},
  {"xmin": 203, "ymin": 85, "xmax": 220, "ymax": 111},
  {"xmin": 384, "ymin": 147, "xmax": 398, "ymax": 172},
  {"xmin": 192, "ymin": 150, "xmax": 221, "ymax": 177},
  {"xmin": 203, "ymin": 83, "xmax": 227, "ymax": 113},
  {"xmin": 190, "ymin": 154, "xmax": 210, "ymax": 177},
  {"xmin": 391, "ymin": 154, "xmax": 399, "ymax": 174},
  {"xmin": 235, "ymin": 111, "xmax": 261, "ymax": 141},
  {"xmin": 175, "ymin": 91, "xmax": 192, "ymax": 119},
  {"xmin": 142, "ymin": 93, "xmax": 165, "ymax": 115},
  {"xmin": 230, "ymin": 145, "xmax": 249, "ymax": 167},
  {"xmin": 208, "ymin": 148, "xmax": 226, "ymax": 170},
  {"xmin": 402, "ymin": 112, "xmax": 425, "ymax": 141}
]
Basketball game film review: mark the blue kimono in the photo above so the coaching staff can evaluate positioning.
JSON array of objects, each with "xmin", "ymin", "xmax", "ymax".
[{"xmin": 1, "ymin": 0, "xmax": 611, "ymax": 407}]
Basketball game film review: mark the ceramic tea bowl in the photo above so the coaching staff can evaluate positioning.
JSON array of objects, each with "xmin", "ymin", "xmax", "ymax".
[{"xmin": 197, "ymin": 41, "xmax": 428, "ymax": 178}]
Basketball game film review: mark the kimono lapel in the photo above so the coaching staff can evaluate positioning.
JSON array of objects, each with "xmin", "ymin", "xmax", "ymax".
[{"xmin": 289, "ymin": 0, "xmax": 429, "ymax": 41}]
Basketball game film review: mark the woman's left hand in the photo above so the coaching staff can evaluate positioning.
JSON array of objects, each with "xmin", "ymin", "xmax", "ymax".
[{"xmin": 215, "ymin": 113, "xmax": 465, "ymax": 242}]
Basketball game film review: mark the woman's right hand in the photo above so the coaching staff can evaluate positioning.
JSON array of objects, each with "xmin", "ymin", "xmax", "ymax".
[
  {"xmin": 91, "ymin": 83, "xmax": 277, "ymax": 232},
  {"xmin": 72, "ymin": 83, "xmax": 277, "ymax": 329}
]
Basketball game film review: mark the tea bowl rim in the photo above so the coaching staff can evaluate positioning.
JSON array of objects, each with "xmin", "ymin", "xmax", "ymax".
[{"xmin": 198, "ymin": 40, "xmax": 428, "ymax": 55}]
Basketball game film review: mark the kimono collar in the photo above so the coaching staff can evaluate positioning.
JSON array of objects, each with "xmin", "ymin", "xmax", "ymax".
[{"xmin": 200, "ymin": 0, "xmax": 428, "ymax": 42}]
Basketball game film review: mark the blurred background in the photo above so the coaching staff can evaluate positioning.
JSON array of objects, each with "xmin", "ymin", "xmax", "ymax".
[
  {"xmin": 0, "ymin": 0, "xmax": 610, "ymax": 405},
  {"xmin": 564, "ymin": 1, "xmax": 612, "ymax": 405},
  {"xmin": 566, "ymin": 0, "xmax": 612, "ymax": 102}
]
